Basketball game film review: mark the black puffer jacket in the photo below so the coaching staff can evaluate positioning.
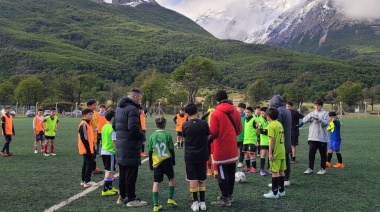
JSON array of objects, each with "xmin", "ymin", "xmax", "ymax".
[{"xmin": 113, "ymin": 96, "xmax": 146, "ymax": 166}]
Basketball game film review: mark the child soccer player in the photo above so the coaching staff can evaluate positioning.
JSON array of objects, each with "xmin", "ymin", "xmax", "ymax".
[
  {"xmin": 173, "ymin": 108, "xmax": 188, "ymax": 148},
  {"xmin": 87, "ymin": 99, "xmax": 102, "ymax": 174},
  {"xmin": 78, "ymin": 109, "xmax": 97, "ymax": 188},
  {"xmin": 326, "ymin": 112, "xmax": 344, "ymax": 168},
  {"xmin": 264, "ymin": 107, "xmax": 286, "ymax": 199},
  {"xmin": 41, "ymin": 107, "xmax": 59, "ymax": 156},
  {"xmin": 258, "ymin": 107, "xmax": 270, "ymax": 176},
  {"xmin": 140, "ymin": 107, "xmax": 147, "ymax": 157},
  {"xmin": 1, "ymin": 106, "xmax": 15, "ymax": 157},
  {"xmin": 148, "ymin": 116, "xmax": 177, "ymax": 212},
  {"xmin": 182, "ymin": 103, "xmax": 210, "ymax": 211},
  {"xmin": 101, "ymin": 109, "xmax": 118, "ymax": 196},
  {"xmin": 97, "ymin": 104, "xmax": 107, "ymax": 157},
  {"xmin": 33, "ymin": 108, "xmax": 45, "ymax": 153},
  {"xmin": 242, "ymin": 107, "xmax": 259, "ymax": 173},
  {"xmin": 236, "ymin": 103, "xmax": 246, "ymax": 168}
]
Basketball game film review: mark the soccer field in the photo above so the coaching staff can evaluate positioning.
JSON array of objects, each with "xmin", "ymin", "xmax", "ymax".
[{"xmin": 0, "ymin": 117, "xmax": 379, "ymax": 211}]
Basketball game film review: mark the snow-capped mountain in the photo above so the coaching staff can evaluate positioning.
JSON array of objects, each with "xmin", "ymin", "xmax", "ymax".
[
  {"xmin": 105, "ymin": 0, "xmax": 158, "ymax": 7},
  {"xmin": 196, "ymin": 0, "xmax": 380, "ymax": 47}
]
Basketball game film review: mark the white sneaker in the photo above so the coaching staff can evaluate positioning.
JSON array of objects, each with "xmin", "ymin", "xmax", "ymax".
[
  {"xmin": 304, "ymin": 168, "xmax": 313, "ymax": 174},
  {"xmin": 126, "ymin": 198, "xmax": 148, "ymax": 207},
  {"xmin": 50, "ymin": 153, "xmax": 56, "ymax": 156},
  {"xmin": 80, "ymin": 181, "xmax": 84, "ymax": 186},
  {"xmin": 279, "ymin": 191, "xmax": 286, "ymax": 197},
  {"xmin": 43, "ymin": 153, "xmax": 50, "ymax": 157},
  {"xmin": 263, "ymin": 191, "xmax": 279, "ymax": 199},
  {"xmin": 317, "ymin": 169, "xmax": 327, "ymax": 175},
  {"xmin": 199, "ymin": 201, "xmax": 206, "ymax": 210},
  {"xmin": 191, "ymin": 201, "xmax": 199, "ymax": 212},
  {"xmin": 34, "ymin": 150, "xmax": 38, "ymax": 154},
  {"xmin": 83, "ymin": 181, "xmax": 97, "ymax": 188},
  {"xmin": 237, "ymin": 162, "xmax": 243, "ymax": 168},
  {"xmin": 284, "ymin": 181, "xmax": 290, "ymax": 186}
]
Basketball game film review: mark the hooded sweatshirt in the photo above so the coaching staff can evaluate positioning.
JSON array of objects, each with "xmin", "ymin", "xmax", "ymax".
[
  {"xmin": 113, "ymin": 96, "xmax": 146, "ymax": 166},
  {"xmin": 302, "ymin": 109, "xmax": 329, "ymax": 143},
  {"xmin": 210, "ymin": 100, "xmax": 242, "ymax": 165},
  {"xmin": 269, "ymin": 95, "xmax": 292, "ymax": 153}
]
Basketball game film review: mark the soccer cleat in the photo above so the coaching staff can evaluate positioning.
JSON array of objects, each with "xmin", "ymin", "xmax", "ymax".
[
  {"xmin": 207, "ymin": 169, "xmax": 212, "ymax": 176},
  {"xmin": 217, "ymin": 195, "xmax": 233, "ymax": 203},
  {"xmin": 317, "ymin": 169, "xmax": 327, "ymax": 175},
  {"xmin": 43, "ymin": 153, "xmax": 50, "ymax": 157},
  {"xmin": 80, "ymin": 181, "xmax": 85, "ymax": 186},
  {"xmin": 333, "ymin": 163, "xmax": 344, "ymax": 168},
  {"xmin": 237, "ymin": 162, "xmax": 243, "ymax": 168},
  {"xmin": 102, "ymin": 190, "xmax": 117, "ymax": 196},
  {"xmin": 83, "ymin": 181, "xmax": 97, "ymax": 188},
  {"xmin": 167, "ymin": 198, "xmax": 177, "ymax": 206},
  {"xmin": 263, "ymin": 191, "xmax": 279, "ymax": 199},
  {"xmin": 211, "ymin": 196, "xmax": 231, "ymax": 207},
  {"xmin": 260, "ymin": 169, "xmax": 266, "ymax": 176},
  {"xmin": 191, "ymin": 201, "xmax": 199, "ymax": 211},
  {"xmin": 249, "ymin": 167, "xmax": 257, "ymax": 173},
  {"xmin": 326, "ymin": 162, "xmax": 331, "ymax": 168},
  {"xmin": 141, "ymin": 152, "xmax": 147, "ymax": 157},
  {"xmin": 291, "ymin": 160, "xmax": 295, "ymax": 164},
  {"xmin": 50, "ymin": 153, "xmax": 56, "ymax": 156},
  {"xmin": 214, "ymin": 170, "xmax": 219, "ymax": 178},
  {"xmin": 34, "ymin": 150, "xmax": 38, "ymax": 154},
  {"xmin": 110, "ymin": 187, "xmax": 118, "ymax": 193},
  {"xmin": 199, "ymin": 201, "xmax": 207, "ymax": 210},
  {"xmin": 242, "ymin": 166, "xmax": 249, "ymax": 172},
  {"xmin": 126, "ymin": 198, "xmax": 148, "ymax": 207},
  {"xmin": 278, "ymin": 191, "xmax": 286, "ymax": 197},
  {"xmin": 153, "ymin": 205, "xmax": 163, "ymax": 212},
  {"xmin": 284, "ymin": 181, "xmax": 290, "ymax": 186},
  {"xmin": 116, "ymin": 196, "xmax": 127, "ymax": 204},
  {"xmin": 1, "ymin": 152, "xmax": 8, "ymax": 157},
  {"xmin": 93, "ymin": 167, "xmax": 103, "ymax": 174},
  {"xmin": 304, "ymin": 168, "xmax": 313, "ymax": 175}
]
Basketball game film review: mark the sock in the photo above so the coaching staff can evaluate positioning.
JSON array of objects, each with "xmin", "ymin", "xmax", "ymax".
[
  {"xmin": 34, "ymin": 145, "xmax": 38, "ymax": 151},
  {"xmin": 141, "ymin": 144, "xmax": 145, "ymax": 153},
  {"xmin": 207, "ymin": 160, "xmax": 211, "ymax": 170},
  {"xmin": 292, "ymin": 157, "xmax": 296, "ymax": 161},
  {"xmin": 260, "ymin": 158, "xmax": 265, "ymax": 170},
  {"xmin": 190, "ymin": 188, "xmax": 198, "ymax": 201},
  {"xmin": 213, "ymin": 164, "xmax": 218, "ymax": 172},
  {"xmin": 279, "ymin": 176, "xmax": 285, "ymax": 192},
  {"xmin": 153, "ymin": 192, "xmax": 159, "ymax": 206},
  {"xmin": 272, "ymin": 177, "xmax": 279, "ymax": 195},
  {"xmin": 103, "ymin": 180, "xmax": 109, "ymax": 192},
  {"xmin": 327, "ymin": 153, "xmax": 332, "ymax": 163},
  {"xmin": 245, "ymin": 159, "xmax": 250, "ymax": 168},
  {"xmin": 168, "ymin": 186, "xmax": 175, "ymax": 199},
  {"xmin": 199, "ymin": 186, "xmax": 206, "ymax": 202},
  {"xmin": 50, "ymin": 144, "xmax": 54, "ymax": 153},
  {"xmin": 44, "ymin": 144, "xmax": 47, "ymax": 153},
  {"xmin": 251, "ymin": 160, "xmax": 256, "ymax": 169},
  {"xmin": 336, "ymin": 153, "xmax": 343, "ymax": 164},
  {"xmin": 107, "ymin": 178, "xmax": 113, "ymax": 189}
]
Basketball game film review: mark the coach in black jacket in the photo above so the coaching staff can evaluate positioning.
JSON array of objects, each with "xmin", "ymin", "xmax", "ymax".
[{"xmin": 113, "ymin": 88, "xmax": 147, "ymax": 207}]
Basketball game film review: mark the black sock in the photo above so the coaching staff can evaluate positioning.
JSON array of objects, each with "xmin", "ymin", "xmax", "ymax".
[
  {"xmin": 104, "ymin": 181, "xmax": 109, "ymax": 192},
  {"xmin": 327, "ymin": 153, "xmax": 332, "ymax": 163},
  {"xmin": 192, "ymin": 192, "xmax": 198, "ymax": 201},
  {"xmin": 272, "ymin": 177, "xmax": 279, "ymax": 195},
  {"xmin": 279, "ymin": 176, "xmax": 285, "ymax": 192},
  {"xmin": 199, "ymin": 191, "xmax": 205, "ymax": 202},
  {"xmin": 260, "ymin": 158, "xmax": 265, "ymax": 170},
  {"xmin": 336, "ymin": 153, "xmax": 343, "ymax": 163},
  {"xmin": 292, "ymin": 157, "xmax": 296, "ymax": 161},
  {"xmin": 245, "ymin": 159, "xmax": 250, "ymax": 168},
  {"xmin": 251, "ymin": 160, "xmax": 256, "ymax": 169}
]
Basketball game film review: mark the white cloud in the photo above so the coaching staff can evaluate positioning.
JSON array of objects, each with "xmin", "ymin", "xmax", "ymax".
[{"xmin": 333, "ymin": 0, "xmax": 380, "ymax": 20}]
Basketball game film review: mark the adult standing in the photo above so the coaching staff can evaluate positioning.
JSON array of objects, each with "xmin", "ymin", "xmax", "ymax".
[
  {"xmin": 210, "ymin": 90, "xmax": 242, "ymax": 207},
  {"xmin": 269, "ymin": 95, "xmax": 292, "ymax": 186},
  {"xmin": 286, "ymin": 102, "xmax": 305, "ymax": 163},
  {"xmin": 114, "ymin": 88, "xmax": 147, "ymax": 207}
]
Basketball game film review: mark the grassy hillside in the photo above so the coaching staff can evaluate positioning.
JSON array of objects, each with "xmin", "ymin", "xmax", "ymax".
[{"xmin": 0, "ymin": 0, "xmax": 379, "ymax": 91}]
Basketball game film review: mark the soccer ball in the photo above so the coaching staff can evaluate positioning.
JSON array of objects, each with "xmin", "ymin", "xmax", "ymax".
[{"xmin": 235, "ymin": 171, "xmax": 246, "ymax": 183}]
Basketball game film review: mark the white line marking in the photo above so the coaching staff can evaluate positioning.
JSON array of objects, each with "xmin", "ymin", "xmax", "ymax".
[{"xmin": 44, "ymin": 157, "xmax": 150, "ymax": 212}]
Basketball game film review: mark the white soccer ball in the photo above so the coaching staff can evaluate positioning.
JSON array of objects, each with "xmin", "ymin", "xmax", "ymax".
[{"xmin": 235, "ymin": 171, "xmax": 246, "ymax": 183}]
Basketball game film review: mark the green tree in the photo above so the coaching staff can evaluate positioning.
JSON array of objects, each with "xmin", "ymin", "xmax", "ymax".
[
  {"xmin": 76, "ymin": 74, "xmax": 97, "ymax": 103},
  {"xmin": 139, "ymin": 70, "xmax": 170, "ymax": 108},
  {"xmin": 14, "ymin": 77, "xmax": 45, "ymax": 108},
  {"xmin": 172, "ymin": 55, "xmax": 218, "ymax": 103},
  {"xmin": 283, "ymin": 76, "xmax": 312, "ymax": 107},
  {"xmin": 363, "ymin": 85, "xmax": 380, "ymax": 111},
  {"xmin": 0, "ymin": 81, "xmax": 16, "ymax": 105},
  {"xmin": 245, "ymin": 79, "xmax": 271, "ymax": 105},
  {"xmin": 54, "ymin": 76, "xmax": 78, "ymax": 103},
  {"xmin": 336, "ymin": 81, "xmax": 363, "ymax": 107},
  {"xmin": 324, "ymin": 89, "xmax": 338, "ymax": 108}
]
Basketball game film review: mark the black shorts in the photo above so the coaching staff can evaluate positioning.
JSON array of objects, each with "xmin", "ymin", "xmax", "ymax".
[
  {"xmin": 291, "ymin": 135, "xmax": 299, "ymax": 146},
  {"xmin": 45, "ymin": 136, "xmax": 55, "ymax": 140},
  {"xmin": 35, "ymin": 131, "xmax": 45, "ymax": 141},
  {"xmin": 102, "ymin": 155, "xmax": 116, "ymax": 172},
  {"xmin": 243, "ymin": 144, "xmax": 257, "ymax": 153},
  {"xmin": 186, "ymin": 162, "xmax": 207, "ymax": 181},
  {"xmin": 154, "ymin": 159, "xmax": 175, "ymax": 183},
  {"xmin": 4, "ymin": 135, "xmax": 12, "ymax": 142},
  {"xmin": 260, "ymin": 145, "xmax": 269, "ymax": 150},
  {"xmin": 176, "ymin": 131, "xmax": 183, "ymax": 137}
]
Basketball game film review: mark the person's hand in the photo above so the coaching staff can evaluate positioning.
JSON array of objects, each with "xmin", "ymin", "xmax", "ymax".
[
  {"xmin": 313, "ymin": 114, "xmax": 319, "ymax": 121},
  {"xmin": 269, "ymin": 154, "xmax": 274, "ymax": 161},
  {"xmin": 298, "ymin": 122, "xmax": 304, "ymax": 128}
]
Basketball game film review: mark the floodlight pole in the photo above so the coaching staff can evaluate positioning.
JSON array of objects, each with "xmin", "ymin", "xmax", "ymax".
[
  {"xmin": 364, "ymin": 101, "xmax": 367, "ymax": 119},
  {"xmin": 55, "ymin": 102, "xmax": 58, "ymax": 110},
  {"xmin": 15, "ymin": 102, "xmax": 18, "ymax": 115},
  {"xmin": 36, "ymin": 102, "xmax": 39, "ymax": 110}
]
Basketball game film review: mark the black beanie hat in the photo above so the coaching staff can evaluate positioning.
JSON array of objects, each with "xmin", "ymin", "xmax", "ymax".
[{"xmin": 215, "ymin": 90, "xmax": 228, "ymax": 102}]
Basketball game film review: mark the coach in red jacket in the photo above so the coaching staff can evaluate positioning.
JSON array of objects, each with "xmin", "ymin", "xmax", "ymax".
[{"xmin": 210, "ymin": 90, "xmax": 242, "ymax": 207}]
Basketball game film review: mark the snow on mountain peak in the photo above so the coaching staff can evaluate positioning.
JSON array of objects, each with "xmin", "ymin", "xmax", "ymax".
[{"xmin": 104, "ymin": 0, "xmax": 158, "ymax": 7}]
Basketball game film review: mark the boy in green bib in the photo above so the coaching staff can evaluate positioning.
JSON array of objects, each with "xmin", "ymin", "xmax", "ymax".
[
  {"xmin": 242, "ymin": 107, "xmax": 259, "ymax": 173},
  {"xmin": 257, "ymin": 107, "xmax": 270, "ymax": 176},
  {"xmin": 41, "ymin": 108, "xmax": 59, "ymax": 156}
]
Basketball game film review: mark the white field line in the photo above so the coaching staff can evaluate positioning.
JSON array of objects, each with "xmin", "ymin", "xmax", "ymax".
[{"xmin": 44, "ymin": 157, "xmax": 150, "ymax": 212}]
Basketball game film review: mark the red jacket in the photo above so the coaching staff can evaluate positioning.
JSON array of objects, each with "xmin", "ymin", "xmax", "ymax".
[{"xmin": 210, "ymin": 101, "xmax": 242, "ymax": 165}]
